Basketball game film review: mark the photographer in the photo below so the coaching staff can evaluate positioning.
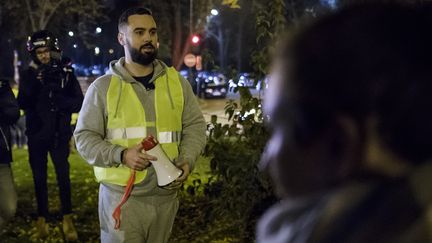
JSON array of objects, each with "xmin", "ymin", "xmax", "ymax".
[
  {"xmin": 0, "ymin": 78, "xmax": 19, "ymax": 230},
  {"xmin": 18, "ymin": 30, "xmax": 83, "ymax": 240}
]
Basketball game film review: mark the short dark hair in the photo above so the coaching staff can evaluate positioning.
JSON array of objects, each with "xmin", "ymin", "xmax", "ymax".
[
  {"xmin": 118, "ymin": 7, "xmax": 153, "ymax": 31},
  {"xmin": 272, "ymin": 3, "xmax": 432, "ymax": 164}
]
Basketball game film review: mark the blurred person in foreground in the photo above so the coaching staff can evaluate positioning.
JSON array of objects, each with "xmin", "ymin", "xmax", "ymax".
[
  {"xmin": 0, "ymin": 78, "xmax": 19, "ymax": 230},
  {"xmin": 74, "ymin": 7, "xmax": 206, "ymax": 243},
  {"xmin": 257, "ymin": 2, "xmax": 432, "ymax": 243},
  {"xmin": 18, "ymin": 30, "xmax": 83, "ymax": 240}
]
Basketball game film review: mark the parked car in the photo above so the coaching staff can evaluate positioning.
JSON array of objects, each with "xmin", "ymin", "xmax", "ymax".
[
  {"xmin": 229, "ymin": 73, "xmax": 269, "ymax": 91},
  {"xmin": 196, "ymin": 72, "xmax": 228, "ymax": 98},
  {"xmin": 228, "ymin": 73, "xmax": 256, "ymax": 89}
]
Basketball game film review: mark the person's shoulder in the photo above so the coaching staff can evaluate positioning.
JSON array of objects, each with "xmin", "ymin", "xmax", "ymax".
[
  {"xmin": 153, "ymin": 59, "xmax": 176, "ymax": 73},
  {"xmin": 93, "ymin": 73, "xmax": 114, "ymax": 85},
  {"xmin": 87, "ymin": 74, "xmax": 116, "ymax": 94},
  {"xmin": 21, "ymin": 66, "xmax": 37, "ymax": 75},
  {"xmin": 257, "ymin": 200, "xmax": 317, "ymax": 243}
]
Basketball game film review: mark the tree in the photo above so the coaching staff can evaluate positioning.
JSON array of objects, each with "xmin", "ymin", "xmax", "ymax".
[
  {"xmin": 202, "ymin": 0, "xmax": 332, "ymax": 239},
  {"xmin": 139, "ymin": 0, "xmax": 214, "ymax": 69},
  {"xmin": 3, "ymin": 0, "xmax": 107, "ymax": 41},
  {"xmin": 0, "ymin": 0, "xmax": 109, "ymax": 72},
  {"xmin": 140, "ymin": 0, "xmax": 244, "ymax": 70}
]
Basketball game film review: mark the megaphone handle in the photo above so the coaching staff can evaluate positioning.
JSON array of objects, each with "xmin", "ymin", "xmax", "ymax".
[{"xmin": 112, "ymin": 170, "xmax": 136, "ymax": 230}]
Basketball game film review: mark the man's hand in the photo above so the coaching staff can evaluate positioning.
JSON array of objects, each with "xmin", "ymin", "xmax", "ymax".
[
  {"xmin": 163, "ymin": 159, "xmax": 190, "ymax": 190},
  {"xmin": 175, "ymin": 159, "xmax": 190, "ymax": 182},
  {"xmin": 122, "ymin": 143, "xmax": 157, "ymax": 171}
]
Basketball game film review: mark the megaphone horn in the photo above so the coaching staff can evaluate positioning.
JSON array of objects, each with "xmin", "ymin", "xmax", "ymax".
[{"xmin": 142, "ymin": 135, "xmax": 183, "ymax": 187}]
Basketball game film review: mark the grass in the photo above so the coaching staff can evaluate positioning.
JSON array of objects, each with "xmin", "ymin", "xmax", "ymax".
[{"xmin": 0, "ymin": 148, "xmax": 214, "ymax": 242}]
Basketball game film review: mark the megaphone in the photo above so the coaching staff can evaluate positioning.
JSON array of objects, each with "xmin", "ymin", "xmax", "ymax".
[{"xmin": 142, "ymin": 135, "xmax": 183, "ymax": 187}]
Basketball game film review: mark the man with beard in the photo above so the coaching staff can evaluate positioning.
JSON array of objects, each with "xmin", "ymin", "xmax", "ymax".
[{"xmin": 74, "ymin": 7, "xmax": 206, "ymax": 243}]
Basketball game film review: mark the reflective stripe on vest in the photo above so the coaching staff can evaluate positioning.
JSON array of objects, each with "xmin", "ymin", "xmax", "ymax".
[
  {"xmin": 93, "ymin": 67, "xmax": 184, "ymax": 186},
  {"xmin": 107, "ymin": 128, "xmax": 181, "ymax": 143}
]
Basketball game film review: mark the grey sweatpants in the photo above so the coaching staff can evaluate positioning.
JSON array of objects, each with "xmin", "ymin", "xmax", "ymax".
[{"xmin": 98, "ymin": 184, "xmax": 179, "ymax": 243}]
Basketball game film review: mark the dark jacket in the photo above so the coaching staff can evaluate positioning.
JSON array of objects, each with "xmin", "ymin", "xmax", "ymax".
[
  {"xmin": 18, "ymin": 61, "xmax": 83, "ymax": 141},
  {"xmin": 257, "ymin": 164, "xmax": 432, "ymax": 243},
  {"xmin": 0, "ymin": 79, "xmax": 20, "ymax": 164}
]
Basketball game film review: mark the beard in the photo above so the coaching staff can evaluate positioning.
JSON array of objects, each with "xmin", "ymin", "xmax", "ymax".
[{"xmin": 126, "ymin": 40, "xmax": 158, "ymax": 66}]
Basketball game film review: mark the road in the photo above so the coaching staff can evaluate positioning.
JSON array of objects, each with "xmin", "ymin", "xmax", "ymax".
[
  {"xmin": 198, "ymin": 89, "xmax": 263, "ymax": 124},
  {"xmin": 198, "ymin": 97, "xmax": 231, "ymax": 124}
]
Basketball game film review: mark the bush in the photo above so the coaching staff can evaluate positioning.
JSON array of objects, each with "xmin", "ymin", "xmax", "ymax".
[{"xmin": 195, "ymin": 87, "xmax": 276, "ymax": 241}]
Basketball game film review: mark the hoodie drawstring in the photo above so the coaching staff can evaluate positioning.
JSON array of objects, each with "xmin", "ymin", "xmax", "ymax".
[{"xmin": 114, "ymin": 77, "xmax": 122, "ymax": 118}]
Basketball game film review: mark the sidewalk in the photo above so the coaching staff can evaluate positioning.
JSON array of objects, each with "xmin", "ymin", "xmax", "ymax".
[{"xmin": 197, "ymin": 97, "xmax": 231, "ymax": 125}]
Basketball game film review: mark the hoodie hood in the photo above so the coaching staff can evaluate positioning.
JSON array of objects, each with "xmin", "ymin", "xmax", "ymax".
[
  {"xmin": 107, "ymin": 57, "xmax": 172, "ymax": 118},
  {"xmin": 108, "ymin": 57, "xmax": 168, "ymax": 83}
]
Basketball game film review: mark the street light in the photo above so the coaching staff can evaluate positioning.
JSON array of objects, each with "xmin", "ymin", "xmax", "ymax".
[
  {"xmin": 95, "ymin": 47, "xmax": 100, "ymax": 55},
  {"xmin": 96, "ymin": 27, "xmax": 102, "ymax": 34},
  {"xmin": 191, "ymin": 34, "xmax": 200, "ymax": 45},
  {"xmin": 68, "ymin": 31, "xmax": 74, "ymax": 37},
  {"xmin": 73, "ymin": 44, "xmax": 78, "ymax": 48},
  {"xmin": 211, "ymin": 9, "xmax": 219, "ymax": 16}
]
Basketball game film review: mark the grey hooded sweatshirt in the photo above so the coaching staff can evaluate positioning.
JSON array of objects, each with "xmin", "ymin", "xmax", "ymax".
[{"xmin": 74, "ymin": 58, "xmax": 206, "ymax": 196}]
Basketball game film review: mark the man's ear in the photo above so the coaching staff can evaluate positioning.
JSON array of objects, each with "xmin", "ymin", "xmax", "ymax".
[
  {"xmin": 332, "ymin": 116, "xmax": 363, "ymax": 179},
  {"xmin": 364, "ymin": 118, "xmax": 410, "ymax": 177},
  {"xmin": 118, "ymin": 32, "xmax": 126, "ymax": 46}
]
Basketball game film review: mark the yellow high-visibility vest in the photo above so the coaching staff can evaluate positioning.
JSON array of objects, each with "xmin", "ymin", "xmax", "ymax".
[
  {"xmin": 12, "ymin": 87, "xmax": 24, "ymax": 116},
  {"xmin": 71, "ymin": 113, "xmax": 79, "ymax": 126},
  {"xmin": 94, "ymin": 67, "xmax": 184, "ymax": 186}
]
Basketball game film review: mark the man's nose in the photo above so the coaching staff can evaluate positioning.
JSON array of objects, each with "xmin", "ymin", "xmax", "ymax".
[{"xmin": 142, "ymin": 31, "xmax": 152, "ymax": 42}]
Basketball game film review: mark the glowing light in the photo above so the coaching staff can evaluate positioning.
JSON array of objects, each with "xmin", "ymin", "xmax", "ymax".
[
  {"xmin": 191, "ymin": 35, "xmax": 200, "ymax": 44},
  {"xmin": 211, "ymin": 9, "xmax": 219, "ymax": 16}
]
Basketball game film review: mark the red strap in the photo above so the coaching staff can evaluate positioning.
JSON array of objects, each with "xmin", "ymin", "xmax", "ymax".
[{"xmin": 112, "ymin": 170, "xmax": 136, "ymax": 230}]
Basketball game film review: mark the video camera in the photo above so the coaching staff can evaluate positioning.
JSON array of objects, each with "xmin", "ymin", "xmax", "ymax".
[
  {"xmin": 39, "ymin": 62, "xmax": 63, "ymax": 81},
  {"xmin": 37, "ymin": 56, "xmax": 75, "ymax": 112},
  {"xmin": 37, "ymin": 56, "xmax": 73, "ymax": 92}
]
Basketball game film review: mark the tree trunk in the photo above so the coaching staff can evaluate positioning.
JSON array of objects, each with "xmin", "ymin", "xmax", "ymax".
[
  {"xmin": 218, "ymin": 27, "xmax": 224, "ymax": 69},
  {"xmin": 174, "ymin": 37, "xmax": 192, "ymax": 71},
  {"xmin": 236, "ymin": 17, "xmax": 244, "ymax": 71},
  {"xmin": 171, "ymin": 0, "xmax": 183, "ymax": 69}
]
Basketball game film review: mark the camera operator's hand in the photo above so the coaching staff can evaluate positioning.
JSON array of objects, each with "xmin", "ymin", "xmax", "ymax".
[{"xmin": 38, "ymin": 65, "xmax": 64, "ymax": 92}]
